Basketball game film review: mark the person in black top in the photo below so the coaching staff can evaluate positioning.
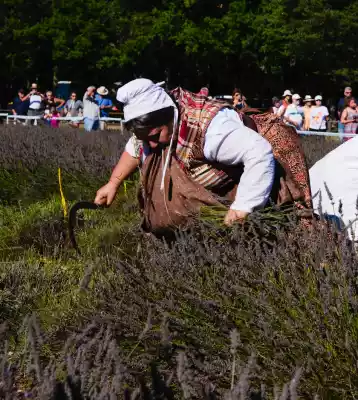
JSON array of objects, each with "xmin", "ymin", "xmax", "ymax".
[
  {"xmin": 12, "ymin": 89, "xmax": 29, "ymax": 116},
  {"xmin": 232, "ymin": 88, "xmax": 248, "ymax": 110},
  {"xmin": 44, "ymin": 90, "xmax": 65, "ymax": 113}
]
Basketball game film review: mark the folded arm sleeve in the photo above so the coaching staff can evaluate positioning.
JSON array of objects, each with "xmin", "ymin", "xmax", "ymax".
[
  {"xmin": 204, "ymin": 109, "xmax": 275, "ymax": 213},
  {"xmin": 125, "ymin": 136, "xmax": 148, "ymax": 164},
  {"xmin": 125, "ymin": 137, "xmax": 137, "ymax": 158}
]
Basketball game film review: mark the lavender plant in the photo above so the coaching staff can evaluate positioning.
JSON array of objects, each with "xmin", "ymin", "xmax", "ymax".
[{"xmin": 0, "ymin": 125, "xmax": 354, "ymax": 399}]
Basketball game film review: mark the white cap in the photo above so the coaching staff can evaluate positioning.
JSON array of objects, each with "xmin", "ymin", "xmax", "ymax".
[
  {"xmin": 292, "ymin": 94, "xmax": 301, "ymax": 100},
  {"xmin": 116, "ymin": 78, "xmax": 175, "ymax": 122},
  {"xmin": 282, "ymin": 90, "xmax": 292, "ymax": 97},
  {"xmin": 315, "ymin": 95, "xmax": 323, "ymax": 101}
]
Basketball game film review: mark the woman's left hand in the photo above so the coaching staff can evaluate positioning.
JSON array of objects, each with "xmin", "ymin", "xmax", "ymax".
[{"xmin": 224, "ymin": 209, "xmax": 249, "ymax": 226}]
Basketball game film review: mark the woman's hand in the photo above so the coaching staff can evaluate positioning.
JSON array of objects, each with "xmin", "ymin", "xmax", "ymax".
[
  {"xmin": 94, "ymin": 180, "xmax": 120, "ymax": 206},
  {"xmin": 224, "ymin": 209, "xmax": 249, "ymax": 226}
]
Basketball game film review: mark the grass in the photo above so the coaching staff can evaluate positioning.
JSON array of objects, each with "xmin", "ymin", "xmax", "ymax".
[{"xmin": 0, "ymin": 124, "xmax": 356, "ymax": 398}]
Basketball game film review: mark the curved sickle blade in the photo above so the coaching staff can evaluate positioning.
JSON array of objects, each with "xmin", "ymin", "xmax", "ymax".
[{"xmin": 68, "ymin": 201, "xmax": 105, "ymax": 254}]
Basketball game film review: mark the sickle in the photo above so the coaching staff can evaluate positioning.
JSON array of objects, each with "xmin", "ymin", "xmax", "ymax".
[{"xmin": 68, "ymin": 201, "xmax": 105, "ymax": 254}]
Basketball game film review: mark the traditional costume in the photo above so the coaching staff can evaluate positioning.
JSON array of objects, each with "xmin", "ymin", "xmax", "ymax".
[{"xmin": 117, "ymin": 79, "xmax": 312, "ymax": 233}]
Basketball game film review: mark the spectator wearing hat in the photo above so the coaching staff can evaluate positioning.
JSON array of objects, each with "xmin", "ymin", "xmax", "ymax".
[
  {"xmin": 95, "ymin": 86, "xmax": 113, "ymax": 130},
  {"xmin": 277, "ymin": 90, "xmax": 292, "ymax": 118},
  {"xmin": 283, "ymin": 93, "xmax": 303, "ymax": 130},
  {"xmin": 309, "ymin": 95, "xmax": 329, "ymax": 132},
  {"xmin": 83, "ymin": 86, "xmax": 100, "ymax": 132},
  {"xmin": 23, "ymin": 83, "xmax": 44, "ymax": 124},
  {"xmin": 95, "ymin": 86, "xmax": 113, "ymax": 117},
  {"xmin": 302, "ymin": 95, "xmax": 314, "ymax": 131}
]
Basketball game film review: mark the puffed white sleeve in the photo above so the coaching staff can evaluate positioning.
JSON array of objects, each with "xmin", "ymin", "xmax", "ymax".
[
  {"xmin": 124, "ymin": 136, "xmax": 148, "ymax": 163},
  {"xmin": 204, "ymin": 109, "xmax": 275, "ymax": 213},
  {"xmin": 125, "ymin": 136, "xmax": 139, "ymax": 158}
]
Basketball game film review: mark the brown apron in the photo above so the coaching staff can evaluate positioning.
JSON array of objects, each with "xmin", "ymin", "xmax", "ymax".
[{"xmin": 139, "ymin": 150, "xmax": 224, "ymax": 233}]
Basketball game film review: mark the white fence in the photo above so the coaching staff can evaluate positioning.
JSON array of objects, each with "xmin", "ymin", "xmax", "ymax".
[
  {"xmin": 3, "ymin": 114, "xmax": 124, "ymax": 130},
  {"xmin": 297, "ymin": 130, "xmax": 355, "ymax": 139},
  {"xmin": 0, "ymin": 114, "xmax": 356, "ymax": 139}
]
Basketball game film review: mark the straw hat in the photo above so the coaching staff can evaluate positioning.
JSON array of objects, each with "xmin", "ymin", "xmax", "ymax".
[
  {"xmin": 97, "ymin": 86, "xmax": 109, "ymax": 96},
  {"xmin": 303, "ymin": 95, "xmax": 314, "ymax": 102}
]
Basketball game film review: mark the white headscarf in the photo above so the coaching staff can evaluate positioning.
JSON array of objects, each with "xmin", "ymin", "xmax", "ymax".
[
  {"xmin": 116, "ymin": 78, "xmax": 175, "ymax": 122},
  {"xmin": 116, "ymin": 78, "xmax": 178, "ymax": 191}
]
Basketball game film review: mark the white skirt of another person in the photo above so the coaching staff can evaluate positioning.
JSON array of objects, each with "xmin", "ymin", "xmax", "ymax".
[{"xmin": 309, "ymin": 136, "xmax": 358, "ymax": 240}]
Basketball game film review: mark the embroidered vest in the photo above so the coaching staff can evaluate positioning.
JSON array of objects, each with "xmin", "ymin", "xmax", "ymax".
[{"xmin": 171, "ymin": 88, "xmax": 238, "ymax": 191}]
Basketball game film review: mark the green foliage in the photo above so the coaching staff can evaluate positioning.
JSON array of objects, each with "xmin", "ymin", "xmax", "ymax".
[{"xmin": 1, "ymin": 0, "xmax": 357, "ymax": 99}]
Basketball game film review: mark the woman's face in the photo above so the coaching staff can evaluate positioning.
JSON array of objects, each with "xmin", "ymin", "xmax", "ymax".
[
  {"xmin": 233, "ymin": 92, "xmax": 241, "ymax": 101},
  {"xmin": 136, "ymin": 120, "xmax": 174, "ymax": 149},
  {"xmin": 315, "ymin": 100, "xmax": 322, "ymax": 106},
  {"xmin": 46, "ymin": 91, "xmax": 53, "ymax": 99},
  {"xmin": 349, "ymin": 99, "xmax": 357, "ymax": 108},
  {"xmin": 146, "ymin": 122, "xmax": 174, "ymax": 149}
]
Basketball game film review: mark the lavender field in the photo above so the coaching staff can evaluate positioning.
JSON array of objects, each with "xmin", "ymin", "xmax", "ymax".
[{"xmin": 0, "ymin": 125, "xmax": 356, "ymax": 399}]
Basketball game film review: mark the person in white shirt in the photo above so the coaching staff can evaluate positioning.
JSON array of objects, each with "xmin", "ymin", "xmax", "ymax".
[
  {"xmin": 277, "ymin": 90, "xmax": 292, "ymax": 118},
  {"xmin": 22, "ymin": 83, "xmax": 44, "ymax": 125},
  {"xmin": 309, "ymin": 95, "xmax": 329, "ymax": 132},
  {"xmin": 271, "ymin": 97, "xmax": 281, "ymax": 115},
  {"xmin": 309, "ymin": 136, "xmax": 358, "ymax": 239},
  {"xmin": 283, "ymin": 94, "xmax": 303, "ymax": 130},
  {"xmin": 83, "ymin": 86, "xmax": 100, "ymax": 132}
]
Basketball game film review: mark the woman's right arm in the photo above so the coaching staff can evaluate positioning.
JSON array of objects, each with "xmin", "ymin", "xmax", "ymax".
[{"xmin": 94, "ymin": 150, "xmax": 140, "ymax": 206}]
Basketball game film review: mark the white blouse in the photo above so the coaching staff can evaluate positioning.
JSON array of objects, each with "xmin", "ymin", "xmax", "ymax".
[{"xmin": 125, "ymin": 108, "xmax": 275, "ymax": 213}]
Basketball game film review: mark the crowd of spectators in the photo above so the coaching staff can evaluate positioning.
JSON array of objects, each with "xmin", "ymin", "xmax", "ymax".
[
  {"xmin": 9, "ymin": 82, "xmax": 357, "ymax": 135},
  {"xmin": 267, "ymin": 87, "xmax": 357, "ymax": 135},
  {"xmin": 11, "ymin": 83, "xmax": 114, "ymax": 131}
]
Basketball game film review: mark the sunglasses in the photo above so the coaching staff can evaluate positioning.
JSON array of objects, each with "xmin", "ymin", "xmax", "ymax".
[{"xmin": 132, "ymin": 127, "xmax": 163, "ymax": 142}]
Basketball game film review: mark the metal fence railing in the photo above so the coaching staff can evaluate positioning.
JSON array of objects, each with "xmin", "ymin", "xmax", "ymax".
[
  {"xmin": 3, "ymin": 114, "xmax": 124, "ymax": 131},
  {"xmin": 1, "ymin": 113, "xmax": 355, "ymax": 139}
]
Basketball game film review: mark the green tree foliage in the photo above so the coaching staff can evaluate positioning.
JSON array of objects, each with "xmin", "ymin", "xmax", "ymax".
[{"xmin": 0, "ymin": 0, "xmax": 357, "ymax": 102}]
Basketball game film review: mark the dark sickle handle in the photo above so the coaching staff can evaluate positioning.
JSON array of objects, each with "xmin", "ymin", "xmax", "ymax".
[{"xmin": 68, "ymin": 201, "xmax": 105, "ymax": 254}]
